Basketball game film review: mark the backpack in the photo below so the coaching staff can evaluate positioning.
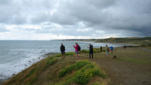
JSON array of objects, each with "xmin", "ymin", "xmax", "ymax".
[{"xmin": 78, "ymin": 45, "xmax": 81, "ymax": 51}]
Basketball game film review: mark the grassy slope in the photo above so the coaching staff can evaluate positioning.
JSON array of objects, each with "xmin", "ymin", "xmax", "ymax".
[
  {"xmin": 2, "ymin": 52, "xmax": 107, "ymax": 85},
  {"xmin": 2, "ymin": 47, "xmax": 151, "ymax": 85}
]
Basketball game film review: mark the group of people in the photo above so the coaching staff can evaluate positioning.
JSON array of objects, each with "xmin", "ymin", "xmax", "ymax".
[
  {"xmin": 60, "ymin": 43, "xmax": 94, "ymax": 59},
  {"xmin": 60, "ymin": 43, "xmax": 114, "ymax": 59},
  {"xmin": 105, "ymin": 45, "xmax": 114, "ymax": 55}
]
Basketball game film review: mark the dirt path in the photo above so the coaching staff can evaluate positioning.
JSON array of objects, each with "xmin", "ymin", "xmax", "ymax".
[
  {"xmin": 77, "ymin": 47, "xmax": 151, "ymax": 85},
  {"xmin": 141, "ymin": 48, "xmax": 151, "ymax": 53},
  {"xmin": 92, "ymin": 56, "xmax": 151, "ymax": 85}
]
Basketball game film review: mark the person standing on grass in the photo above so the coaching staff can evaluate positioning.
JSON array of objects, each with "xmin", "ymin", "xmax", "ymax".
[
  {"xmin": 60, "ymin": 43, "xmax": 65, "ymax": 57},
  {"xmin": 109, "ymin": 46, "xmax": 114, "ymax": 54},
  {"xmin": 73, "ymin": 43, "xmax": 79, "ymax": 57},
  {"xmin": 89, "ymin": 44, "xmax": 93, "ymax": 59},
  {"xmin": 100, "ymin": 46, "xmax": 102, "ymax": 52},
  {"xmin": 106, "ymin": 45, "xmax": 109, "ymax": 55},
  {"xmin": 77, "ymin": 43, "xmax": 81, "ymax": 53}
]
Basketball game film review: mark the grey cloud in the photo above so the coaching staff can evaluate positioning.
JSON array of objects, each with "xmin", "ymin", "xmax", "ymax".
[
  {"xmin": 51, "ymin": 0, "xmax": 151, "ymax": 36},
  {"xmin": 0, "ymin": 0, "xmax": 56, "ymax": 24},
  {"xmin": 0, "ymin": 0, "xmax": 151, "ymax": 39}
]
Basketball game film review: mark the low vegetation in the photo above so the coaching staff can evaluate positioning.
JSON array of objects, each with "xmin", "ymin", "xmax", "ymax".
[
  {"xmin": 58, "ymin": 61, "xmax": 90, "ymax": 77},
  {"xmin": 3, "ymin": 46, "xmax": 151, "ymax": 85},
  {"xmin": 81, "ymin": 48, "xmax": 103, "ymax": 53},
  {"xmin": 57, "ymin": 60, "xmax": 106, "ymax": 85},
  {"xmin": 3, "ymin": 52, "xmax": 107, "ymax": 85}
]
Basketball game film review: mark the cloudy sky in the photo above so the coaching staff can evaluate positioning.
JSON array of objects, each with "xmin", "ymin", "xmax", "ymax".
[{"xmin": 0, "ymin": 0, "xmax": 151, "ymax": 40}]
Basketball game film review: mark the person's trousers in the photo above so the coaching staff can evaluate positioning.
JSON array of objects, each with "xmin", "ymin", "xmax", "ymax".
[{"xmin": 89, "ymin": 53, "xmax": 93, "ymax": 59}]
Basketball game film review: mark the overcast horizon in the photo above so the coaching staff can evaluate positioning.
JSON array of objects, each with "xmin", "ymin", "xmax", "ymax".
[{"xmin": 0, "ymin": 0, "xmax": 151, "ymax": 40}]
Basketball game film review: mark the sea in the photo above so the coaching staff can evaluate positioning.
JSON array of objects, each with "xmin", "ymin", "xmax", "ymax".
[{"xmin": 0, "ymin": 40, "xmax": 127, "ymax": 80}]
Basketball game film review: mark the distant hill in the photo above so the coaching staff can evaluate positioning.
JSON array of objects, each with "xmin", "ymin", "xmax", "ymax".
[{"xmin": 63, "ymin": 37, "xmax": 151, "ymax": 46}]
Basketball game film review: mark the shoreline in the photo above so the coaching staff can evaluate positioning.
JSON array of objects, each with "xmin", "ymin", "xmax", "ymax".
[
  {"xmin": 2, "ymin": 46, "xmax": 151, "ymax": 85},
  {"xmin": 0, "ymin": 52, "xmax": 58, "ymax": 85},
  {"xmin": 0, "ymin": 44, "xmax": 138, "ymax": 84}
]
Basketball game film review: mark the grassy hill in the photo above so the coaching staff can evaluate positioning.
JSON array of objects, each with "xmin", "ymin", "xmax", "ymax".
[
  {"xmin": 2, "ymin": 52, "xmax": 107, "ymax": 85},
  {"xmin": 95, "ymin": 37, "xmax": 151, "ymax": 46},
  {"xmin": 2, "ymin": 47, "xmax": 151, "ymax": 85}
]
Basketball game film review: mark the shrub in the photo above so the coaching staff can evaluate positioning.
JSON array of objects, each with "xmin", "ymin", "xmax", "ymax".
[
  {"xmin": 65, "ymin": 52, "xmax": 74, "ymax": 56},
  {"xmin": 81, "ymin": 48, "xmax": 101, "ymax": 54},
  {"xmin": 81, "ymin": 49, "xmax": 89, "ymax": 53},
  {"xmin": 59, "ymin": 60, "xmax": 106, "ymax": 85},
  {"xmin": 73, "ymin": 67, "xmax": 105, "ymax": 85}
]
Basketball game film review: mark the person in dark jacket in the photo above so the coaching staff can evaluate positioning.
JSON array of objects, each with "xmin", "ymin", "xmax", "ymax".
[
  {"xmin": 100, "ymin": 46, "xmax": 102, "ymax": 52},
  {"xmin": 89, "ymin": 44, "xmax": 93, "ymax": 59},
  {"xmin": 60, "ymin": 43, "xmax": 65, "ymax": 57}
]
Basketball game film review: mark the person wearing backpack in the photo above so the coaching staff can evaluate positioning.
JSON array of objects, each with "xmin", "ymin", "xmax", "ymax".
[
  {"xmin": 89, "ymin": 44, "xmax": 93, "ymax": 59},
  {"xmin": 77, "ymin": 43, "xmax": 81, "ymax": 53},
  {"xmin": 73, "ymin": 43, "xmax": 79, "ymax": 57}
]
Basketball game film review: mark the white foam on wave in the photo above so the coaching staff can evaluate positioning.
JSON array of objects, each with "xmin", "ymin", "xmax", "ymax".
[{"xmin": 0, "ymin": 50, "xmax": 48, "ymax": 80}]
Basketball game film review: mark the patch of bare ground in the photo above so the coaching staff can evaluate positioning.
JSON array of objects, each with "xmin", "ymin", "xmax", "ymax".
[{"xmin": 74, "ymin": 47, "xmax": 151, "ymax": 85}]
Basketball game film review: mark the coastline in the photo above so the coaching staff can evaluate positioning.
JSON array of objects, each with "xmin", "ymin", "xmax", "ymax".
[
  {"xmin": 0, "ymin": 43, "xmax": 139, "ymax": 85},
  {"xmin": 2, "ymin": 46, "xmax": 151, "ymax": 85},
  {"xmin": 0, "ymin": 52, "xmax": 58, "ymax": 85},
  {"xmin": 63, "ymin": 37, "xmax": 151, "ymax": 47},
  {"xmin": 1, "ymin": 38, "xmax": 150, "ymax": 85}
]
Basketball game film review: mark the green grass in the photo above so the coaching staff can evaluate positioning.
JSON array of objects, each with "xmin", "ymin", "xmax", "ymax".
[
  {"xmin": 59, "ymin": 60, "xmax": 90, "ymax": 77},
  {"xmin": 81, "ymin": 49, "xmax": 89, "ymax": 53},
  {"xmin": 3, "ymin": 53, "xmax": 107, "ymax": 85},
  {"xmin": 53, "ymin": 54, "xmax": 62, "ymax": 57},
  {"xmin": 25, "ymin": 68, "xmax": 37, "ymax": 79},
  {"xmin": 65, "ymin": 52, "xmax": 75, "ymax": 56},
  {"xmin": 71, "ymin": 67, "xmax": 104, "ymax": 85},
  {"xmin": 81, "ymin": 48, "xmax": 101, "ymax": 53},
  {"xmin": 3, "ymin": 55, "xmax": 60, "ymax": 85},
  {"xmin": 46, "ymin": 57, "xmax": 58, "ymax": 66},
  {"xmin": 24, "ymin": 56, "xmax": 59, "ymax": 85},
  {"xmin": 53, "ymin": 52, "xmax": 74, "ymax": 57},
  {"xmin": 57, "ymin": 60, "xmax": 106, "ymax": 85}
]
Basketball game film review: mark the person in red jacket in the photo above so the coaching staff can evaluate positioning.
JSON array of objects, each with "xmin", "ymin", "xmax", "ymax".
[{"xmin": 73, "ymin": 43, "xmax": 79, "ymax": 57}]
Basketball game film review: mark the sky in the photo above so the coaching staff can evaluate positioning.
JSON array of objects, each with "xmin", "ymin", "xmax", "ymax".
[{"xmin": 0, "ymin": 0, "xmax": 151, "ymax": 40}]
